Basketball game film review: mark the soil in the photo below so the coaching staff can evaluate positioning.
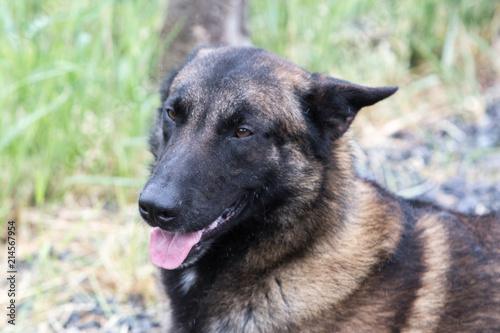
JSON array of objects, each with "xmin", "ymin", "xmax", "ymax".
[{"xmin": 358, "ymin": 96, "xmax": 500, "ymax": 215}]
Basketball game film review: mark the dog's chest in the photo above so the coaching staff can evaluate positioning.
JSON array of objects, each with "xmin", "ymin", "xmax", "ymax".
[{"xmin": 177, "ymin": 268, "xmax": 198, "ymax": 295}]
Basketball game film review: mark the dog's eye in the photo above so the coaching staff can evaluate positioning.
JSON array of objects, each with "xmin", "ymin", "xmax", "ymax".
[
  {"xmin": 235, "ymin": 128, "xmax": 253, "ymax": 138},
  {"xmin": 166, "ymin": 108, "xmax": 176, "ymax": 121}
]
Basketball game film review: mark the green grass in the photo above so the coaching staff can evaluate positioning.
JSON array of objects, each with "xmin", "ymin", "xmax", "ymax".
[
  {"xmin": 1, "ymin": 0, "xmax": 498, "ymax": 224},
  {"xmin": 0, "ymin": 0, "xmax": 165, "ymax": 223},
  {"xmin": 251, "ymin": 0, "xmax": 498, "ymax": 79}
]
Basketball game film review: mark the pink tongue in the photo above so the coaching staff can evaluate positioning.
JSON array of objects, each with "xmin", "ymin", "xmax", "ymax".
[{"xmin": 150, "ymin": 227, "xmax": 203, "ymax": 270}]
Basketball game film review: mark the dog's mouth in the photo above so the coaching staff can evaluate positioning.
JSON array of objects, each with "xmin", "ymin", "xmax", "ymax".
[{"xmin": 149, "ymin": 195, "xmax": 249, "ymax": 270}]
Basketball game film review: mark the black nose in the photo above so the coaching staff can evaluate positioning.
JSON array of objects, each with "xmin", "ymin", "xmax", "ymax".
[{"xmin": 138, "ymin": 186, "xmax": 181, "ymax": 227}]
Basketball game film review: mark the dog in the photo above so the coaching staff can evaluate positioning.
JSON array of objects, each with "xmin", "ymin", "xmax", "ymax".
[{"xmin": 138, "ymin": 46, "xmax": 500, "ymax": 332}]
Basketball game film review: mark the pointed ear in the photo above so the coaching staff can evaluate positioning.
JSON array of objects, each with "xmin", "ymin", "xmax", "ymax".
[{"xmin": 307, "ymin": 73, "xmax": 397, "ymax": 139}]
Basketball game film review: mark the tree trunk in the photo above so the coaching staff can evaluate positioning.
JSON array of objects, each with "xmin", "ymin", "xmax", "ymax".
[{"xmin": 158, "ymin": 0, "xmax": 251, "ymax": 78}]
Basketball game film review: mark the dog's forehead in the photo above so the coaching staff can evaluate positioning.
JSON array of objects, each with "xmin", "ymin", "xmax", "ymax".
[
  {"xmin": 169, "ymin": 47, "xmax": 311, "ymax": 128},
  {"xmin": 172, "ymin": 47, "xmax": 309, "ymax": 90}
]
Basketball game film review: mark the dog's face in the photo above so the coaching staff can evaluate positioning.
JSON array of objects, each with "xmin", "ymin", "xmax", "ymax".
[{"xmin": 139, "ymin": 46, "xmax": 396, "ymax": 269}]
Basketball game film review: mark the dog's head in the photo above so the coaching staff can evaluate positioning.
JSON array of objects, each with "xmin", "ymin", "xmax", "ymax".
[{"xmin": 139, "ymin": 46, "xmax": 397, "ymax": 269}]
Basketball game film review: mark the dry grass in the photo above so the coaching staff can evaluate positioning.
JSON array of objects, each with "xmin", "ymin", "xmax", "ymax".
[{"xmin": 3, "ymin": 206, "xmax": 159, "ymax": 331}]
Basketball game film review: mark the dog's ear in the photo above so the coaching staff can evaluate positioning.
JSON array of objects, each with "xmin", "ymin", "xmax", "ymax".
[{"xmin": 306, "ymin": 73, "xmax": 397, "ymax": 140}]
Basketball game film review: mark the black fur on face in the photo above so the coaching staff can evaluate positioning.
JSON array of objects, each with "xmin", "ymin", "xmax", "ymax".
[{"xmin": 140, "ymin": 46, "xmax": 396, "ymax": 268}]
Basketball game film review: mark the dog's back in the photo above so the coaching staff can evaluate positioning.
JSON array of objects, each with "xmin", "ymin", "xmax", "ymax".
[
  {"xmin": 409, "ymin": 198, "xmax": 500, "ymax": 331},
  {"xmin": 311, "ymin": 180, "xmax": 500, "ymax": 332}
]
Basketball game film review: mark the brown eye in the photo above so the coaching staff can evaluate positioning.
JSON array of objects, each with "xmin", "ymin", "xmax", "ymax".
[
  {"xmin": 167, "ymin": 108, "xmax": 176, "ymax": 121},
  {"xmin": 236, "ymin": 128, "xmax": 252, "ymax": 138}
]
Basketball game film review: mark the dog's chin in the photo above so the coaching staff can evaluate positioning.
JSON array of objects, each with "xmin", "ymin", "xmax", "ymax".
[{"xmin": 154, "ymin": 194, "xmax": 251, "ymax": 270}]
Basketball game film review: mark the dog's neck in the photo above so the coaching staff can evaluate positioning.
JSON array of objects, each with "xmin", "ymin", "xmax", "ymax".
[
  {"xmin": 198, "ymin": 135, "xmax": 406, "ymax": 331},
  {"xmin": 238, "ymin": 135, "xmax": 403, "ymax": 272}
]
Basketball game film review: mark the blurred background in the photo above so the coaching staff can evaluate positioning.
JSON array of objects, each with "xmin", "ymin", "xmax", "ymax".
[{"xmin": 1, "ymin": 0, "xmax": 499, "ymax": 331}]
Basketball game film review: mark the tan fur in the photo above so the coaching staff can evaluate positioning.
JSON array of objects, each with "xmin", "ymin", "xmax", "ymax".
[{"xmin": 404, "ymin": 214, "xmax": 451, "ymax": 332}]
